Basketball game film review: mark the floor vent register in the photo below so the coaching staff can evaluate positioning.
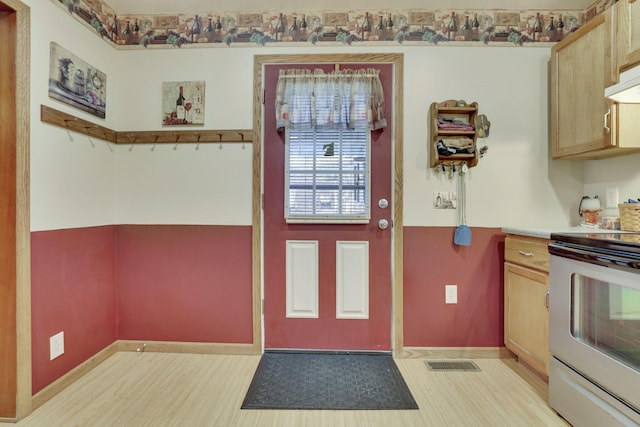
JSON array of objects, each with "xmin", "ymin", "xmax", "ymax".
[{"xmin": 425, "ymin": 360, "xmax": 481, "ymax": 372}]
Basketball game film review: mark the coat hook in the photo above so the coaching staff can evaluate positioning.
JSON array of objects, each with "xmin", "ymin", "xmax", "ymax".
[
  {"xmin": 194, "ymin": 133, "xmax": 201, "ymax": 142},
  {"xmin": 63, "ymin": 118, "xmax": 77, "ymax": 127},
  {"xmin": 84, "ymin": 126, "xmax": 96, "ymax": 146},
  {"xmin": 237, "ymin": 132, "xmax": 244, "ymax": 141}
]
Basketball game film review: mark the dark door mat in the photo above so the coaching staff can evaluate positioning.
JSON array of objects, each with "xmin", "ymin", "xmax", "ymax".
[{"xmin": 241, "ymin": 351, "xmax": 419, "ymax": 410}]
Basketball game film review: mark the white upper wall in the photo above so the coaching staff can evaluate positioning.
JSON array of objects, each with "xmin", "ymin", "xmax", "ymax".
[
  {"xmin": 113, "ymin": 142, "xmax": 252, "ymax": 225},
  {"xmin": 29, "ymin": 0, "xmax": 118, "ymax": 231},
  {"xmin": 114, "ymin": 43, "xmax": 580, "ymax": 228},
  {"xmin": 399, "ymin": 45, "xmax": 583, "ymax": 227},
  {"xmin": 29, "ymin": 1, "xmax": 591, "ymax": 230},
  {"xmin": 584, "ymin": 153, "xmax": 640, "ymax": 218}
]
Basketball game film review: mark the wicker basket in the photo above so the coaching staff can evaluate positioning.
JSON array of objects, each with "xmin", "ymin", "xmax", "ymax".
[
  {"xmin": 620, "ymin": 233, "xmax": 640, "ymax": 244},
  {"xmin": 618, "ymin": 203, "xmax": 640, "ymax": 232}
]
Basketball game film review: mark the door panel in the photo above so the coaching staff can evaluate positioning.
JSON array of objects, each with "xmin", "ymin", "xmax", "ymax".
[
  {"xmin": 285, "ymin": 240, "xmax": 319, "ymax": 318},
  {"xmin": 335, "ymin": 240, "xmax": 369, "ymax": 319},
  {"xmin": 263, "ymin": 63, "xmax": 393, "ymax": 351}
]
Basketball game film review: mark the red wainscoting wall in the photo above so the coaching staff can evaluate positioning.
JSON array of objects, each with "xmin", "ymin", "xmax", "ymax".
[
  {"xmin": 30, "ymin": 224, "xmax": 254, "ymax": 394},
  {"xmin": 30, "ymin": 224, "xmax": 502, "ymax": 393},
  {"xmin": 403, "ymin": 227, "xmax": 505, "ymax": 347},
  {"xmin": 115, "ymin": 225, "xmax": 253, "ymax": 343},
  {"xmin": 31, "ymin": 226, "xmax": 118, "ymax": 394}
]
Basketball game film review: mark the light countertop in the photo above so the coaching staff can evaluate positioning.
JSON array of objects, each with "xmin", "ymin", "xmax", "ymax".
[{"xmin": 501, "ymin": 226, "xmax": 625, "ymax": 240}]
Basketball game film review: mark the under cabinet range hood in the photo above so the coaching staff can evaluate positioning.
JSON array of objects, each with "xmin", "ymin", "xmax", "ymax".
[{"xmin": 605, "ymin": 65, "xmax": 640, "ymax": 103}]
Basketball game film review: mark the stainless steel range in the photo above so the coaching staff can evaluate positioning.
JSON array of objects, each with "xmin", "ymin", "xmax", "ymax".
[{"xmin": 549, "ymin": 233, "xmax": 640, "ymax": 426}]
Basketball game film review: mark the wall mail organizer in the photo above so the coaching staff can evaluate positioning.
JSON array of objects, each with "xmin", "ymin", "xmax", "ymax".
[
  {"xmin": 40, "ymin": 105, "xmax": 253, "ymax": 145},
  {"xmin": 429, "ymin": 99, "xmax": 480, "ymax": 169}
]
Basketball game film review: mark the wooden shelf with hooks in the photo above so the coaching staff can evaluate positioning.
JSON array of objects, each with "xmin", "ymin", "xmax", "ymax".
[
  {"xmin": 41, "ymin": 104, "xmax": 118, "ymax": 143},
  {"xmin": 429, "ymin": 100, "xmax": 478, "ymax": 169},
  {"xmin": 116, "ymin": 129, "xmax": 251, "ymax": 144},
  {"xmin": 40, "ymin": 105, "xmax": 253, "ymax": 145}
]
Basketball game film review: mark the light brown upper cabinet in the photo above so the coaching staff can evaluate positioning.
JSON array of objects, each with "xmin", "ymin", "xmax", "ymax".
[
  {"xmin": 550, "ymin": 8, "xmax": 640, "ymax": 159},
  {"xmin": 616, "ymin": 0, "xmax": 640, "ymax": 70}
]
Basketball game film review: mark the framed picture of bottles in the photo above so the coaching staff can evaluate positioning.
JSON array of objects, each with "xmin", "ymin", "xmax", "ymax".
[
  {"xmin": 48, "ymin": 42, "xmax": 107, "ymax": 119},
  {"xmin": 162, "ymin": 81, "xmax": 205, "ymax": 126}
]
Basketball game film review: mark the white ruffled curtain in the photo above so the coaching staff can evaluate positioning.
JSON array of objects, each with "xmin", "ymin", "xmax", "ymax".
[{"xmin": 275, "ymin": 68, "xmax": 387, "ymax": 131}]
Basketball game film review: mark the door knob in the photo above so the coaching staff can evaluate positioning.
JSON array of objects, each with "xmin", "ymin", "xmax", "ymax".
[
  {"xmin": 378, "ymin": 198, "xmax": 389, "ymax": 209},
  {"xmin": 378, "ymin": 219, "xmax": 389, "ymax": 230}
]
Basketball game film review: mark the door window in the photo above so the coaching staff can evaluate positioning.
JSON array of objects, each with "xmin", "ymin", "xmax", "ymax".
[
  {"xmin": 285, "ymin": 127, "xmax": 370, "ymax": 223},
  {"xmin": 275, "ymin": 67, "xmax": 386, "ymax": 224}
]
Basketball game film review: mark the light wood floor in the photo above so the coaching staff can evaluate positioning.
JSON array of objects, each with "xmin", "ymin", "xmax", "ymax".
[{"xmin": 2, "ymin": 352, "xmax": 569, "ymax": 426}]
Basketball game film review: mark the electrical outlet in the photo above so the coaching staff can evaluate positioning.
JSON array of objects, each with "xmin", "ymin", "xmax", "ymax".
[
  {"xmin": 445, "ymin": 284, "xmax": 458, "ymax": 304},
  {"xmin": 50, "ymin": 331, "xmax": 64, "ymax": 360},
  {"xmin": 605, "ymin": 188, "xmax": 619, "ymax": 209}
]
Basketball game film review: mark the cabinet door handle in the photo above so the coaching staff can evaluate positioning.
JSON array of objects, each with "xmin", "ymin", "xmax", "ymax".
[
  {"xmin": 518, "ymin": 250, "xmax": 534, "ymax": 257},
  {"xmin": 544, "ymin": 290, "xmax": 550, "ymax": 309},
  {"xmin": 604, "ymin": 109, "xmax": 611, "ymax": 134}
]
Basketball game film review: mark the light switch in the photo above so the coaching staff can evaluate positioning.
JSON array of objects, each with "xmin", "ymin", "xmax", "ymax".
[{"xmin": 605, "ymin": 188, "xmax": 619, "ymax": 209}]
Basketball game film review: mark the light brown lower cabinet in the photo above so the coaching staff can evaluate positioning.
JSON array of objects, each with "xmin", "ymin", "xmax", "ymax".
[{"xmin": 504, "ymin": 236, "xmax": 550, "ymax": 378}]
